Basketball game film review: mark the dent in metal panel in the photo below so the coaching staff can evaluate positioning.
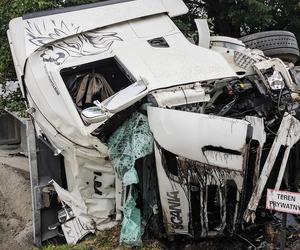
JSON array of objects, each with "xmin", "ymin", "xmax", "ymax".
[{"xmin": 148, "ymin": 106, "xmax": 250, "ymax": 171}]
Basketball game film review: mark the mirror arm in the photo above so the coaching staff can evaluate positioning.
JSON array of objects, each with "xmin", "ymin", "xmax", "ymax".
[{"xmin": 93, "ymin": 100, "xmax": 108, "ymax": 112}]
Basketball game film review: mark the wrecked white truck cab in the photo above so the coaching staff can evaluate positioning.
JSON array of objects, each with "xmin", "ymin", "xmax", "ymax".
[{"xmin": 7, "ymin": 0, "xmax": 300, "ymax": 246}]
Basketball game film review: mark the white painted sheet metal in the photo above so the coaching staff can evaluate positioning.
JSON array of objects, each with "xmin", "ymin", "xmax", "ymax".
[
  {"xmin": 148, "ymin": 107, "xmax": 250, "ymax": 171},
  {"xmin": 115, "ymin": 38, "xmax": 237, "ymax": 91},
  {"xmin": 154, "ymin": 145, "xmax": 190, "ymax": 235}
]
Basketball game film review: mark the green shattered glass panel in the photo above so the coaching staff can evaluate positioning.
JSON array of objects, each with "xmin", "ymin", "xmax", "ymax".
[
  {"xmin": 108, "ymin": 112, "xmax": 154, "ymax": 186},
  {"xmin": 108, "ymin": 112, "xmax": 154, "ymax": 246},
  {"xmin": 120, "ymin": 192, "xmax": 142, "ymax": 245}
]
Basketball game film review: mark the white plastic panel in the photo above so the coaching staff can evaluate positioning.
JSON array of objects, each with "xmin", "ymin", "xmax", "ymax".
[
  {"xmin": 148, "ymin": 107, "xmax": 250, "ymax": 171},
  {"xmin": 245, "ymin": 116, "xmax": 266, "ymax": 146},
  {"xmin": 195, "ymin": 19, "xmax": 210, "ymax": 48}
]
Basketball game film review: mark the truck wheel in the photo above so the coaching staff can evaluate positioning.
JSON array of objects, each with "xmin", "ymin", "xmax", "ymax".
[{"xmin": 240, "ymin": 31, "xmax": 300, "ymax": 63}]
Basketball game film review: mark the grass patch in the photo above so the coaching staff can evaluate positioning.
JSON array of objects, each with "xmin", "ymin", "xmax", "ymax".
[{"xmin": 42, "ymin": 226, "xmax": 161, "ymax": 250}]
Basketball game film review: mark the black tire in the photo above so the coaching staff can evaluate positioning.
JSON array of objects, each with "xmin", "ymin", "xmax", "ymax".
[{"xmin": 240, "ymin": 30, "xmax": 300, "ymax": 63}]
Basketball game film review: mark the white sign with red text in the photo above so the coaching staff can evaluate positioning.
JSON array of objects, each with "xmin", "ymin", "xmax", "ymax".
[{"xmin": 266, "ymin": 189, "xmax": 300, "ymax": 215}]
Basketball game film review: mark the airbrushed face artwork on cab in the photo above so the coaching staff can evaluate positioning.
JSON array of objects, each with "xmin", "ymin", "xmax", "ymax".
[{"xmin": 26, "ymin": 20, "xmax": 123, "ymax": 64}]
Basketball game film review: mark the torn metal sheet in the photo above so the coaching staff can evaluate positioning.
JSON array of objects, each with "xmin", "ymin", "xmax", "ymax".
[
  {"xmin": 52, "ymin": 177, "xmax": 117, "ymax": 231},
  {"xmin": 245, "ymin": 116, "xmax": 266, "ymax": 184},
  {"xmin": 148, "ymin": 106, "xmax": 251, "ymax": 172},
  {"xmin": 50, "ymin": 144, "xmax": 117, "ymax": 231},
  {"xmin": 244, "ymin": 114, "xmax": 300, "ymax": 222},
  {"xmin": 58, "ymin": 203, "xmax": 95, "ymax": 244}
]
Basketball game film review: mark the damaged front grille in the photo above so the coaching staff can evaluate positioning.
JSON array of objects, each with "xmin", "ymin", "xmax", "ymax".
[{"xmin": 157, "ymin": 145, "xmax": 244, "ymax": 238}]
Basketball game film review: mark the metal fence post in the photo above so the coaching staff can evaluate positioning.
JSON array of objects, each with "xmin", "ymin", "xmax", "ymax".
[{"xmin": 26, "ymin": 119, "xmax": 42, "ymax": 247}]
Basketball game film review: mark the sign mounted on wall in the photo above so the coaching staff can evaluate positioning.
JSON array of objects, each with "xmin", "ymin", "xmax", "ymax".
[{"xmin": 266, "ymin": 189, "xmax": 300, "ymax": 215}]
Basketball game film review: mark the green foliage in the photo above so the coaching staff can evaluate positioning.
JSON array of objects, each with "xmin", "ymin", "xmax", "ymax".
[
  {"xmin": 182, "ymin": 0, "xmax": 300, "ymax": 41},
  {"xmin": 174, "ymin": 19, "xmax": 195, "ymax": 38},
  {"xmin": 0, "ymin": 84, "xmax": 26, "ymax": 116},
  {"xmin": 267, "ymin": 0, "xmax": 300, "ymax": 42},
  {"xmin": 227, "ymin": 0, "xmax": 274, "ymax": 35},
  {"xmin": 0, "ymin": 89, "xmax": 27, "ymax": 116}
]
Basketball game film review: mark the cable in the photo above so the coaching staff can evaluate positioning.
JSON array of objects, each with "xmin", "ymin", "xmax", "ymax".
[{"xmin": 233, "ymin": 232, "xmax": 257, "ymax": 249}]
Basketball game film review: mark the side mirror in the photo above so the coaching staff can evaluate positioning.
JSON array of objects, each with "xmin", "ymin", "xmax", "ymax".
[
  {"xmin": 81, "ymin": 106, "xmax": 108, "ymax": 124},
  {"xmin": 82, "ymin": 80, "xmax": 148, "ymax": 124},
  {"xmin": 102, "ymin": 80, "xmax": 148, "ymax": 113}
]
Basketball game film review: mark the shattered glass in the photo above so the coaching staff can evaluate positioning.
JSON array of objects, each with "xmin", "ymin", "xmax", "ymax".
[
  {"xmin": 108, "ymin": 111, "xmax": 154, "ymax": 245},
  {"xmin": 120, "ymin": 191, "xmax": 142, "ymax": 245}
]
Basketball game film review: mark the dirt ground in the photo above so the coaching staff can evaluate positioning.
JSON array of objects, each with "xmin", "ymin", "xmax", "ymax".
[{"xmin": 0, "ymin": 149, "xmax": 33, "ymax": 250}]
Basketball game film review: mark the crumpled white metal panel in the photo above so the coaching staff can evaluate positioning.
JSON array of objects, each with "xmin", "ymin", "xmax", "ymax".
[
  {"xmin": 114, "ymin": 36, "xmax": 237, "ymax": 91},
  {"xmin": 148, "ymin": 83, "xmax": 211, "ymax": 107},
  {"xmin": 51, "ymin": 145, "xmax": 117, "ymax": 230},
  {"xmin": 148, "ymin": 107, "xmax": 250, "ymax": 171}
]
